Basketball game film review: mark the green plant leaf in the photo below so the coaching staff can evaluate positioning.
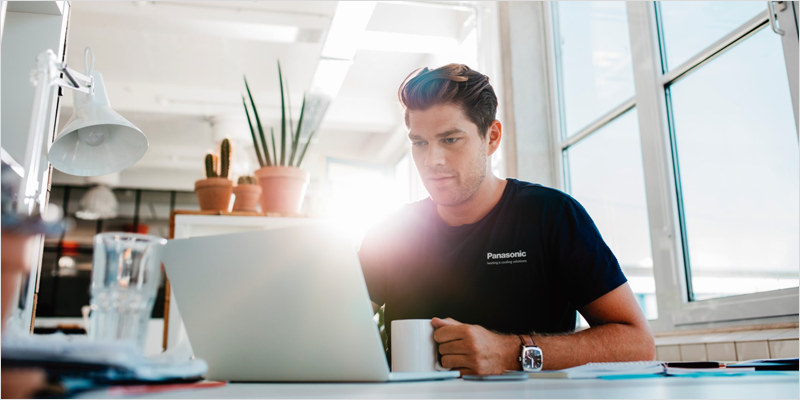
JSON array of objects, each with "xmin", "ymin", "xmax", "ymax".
[
  {"xmin": 286, "ymin": 79, "xmax": 295, "ymax": 157},
  {"xmin": 295, "ymin": 129, "xmax": 315, "ymax": 168},
  {"xmin": 278, "ymin": 60, "xmax": 287, "ymax": 166},
  {"xmin": 289, "ymin": 94, "xmax": 307, "ymax": 167},
  {"xmin": 270, "ymin": 127, "xmax": 278, "ymax": 168},
  {"xmin": 242, "ymin": 95, "xmax": 265, "ymax": 167},
  {"xmin": 245, "ymin": 76, "xmax": 272, "ymax": 167}
]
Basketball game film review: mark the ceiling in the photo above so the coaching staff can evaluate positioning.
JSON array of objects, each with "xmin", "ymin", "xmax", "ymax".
[{"xmin": 56, "ymin": 1, "xmax": 477, "ymax": 190}]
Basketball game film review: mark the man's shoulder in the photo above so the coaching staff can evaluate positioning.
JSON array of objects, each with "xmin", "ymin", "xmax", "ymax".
[
  {"xmin": 508, "ymin": 179, "xmax": 598, "ymax": 231},
  {"xmin": 507, "ymin": 179, "xmax": 573, "ymax": 210}
]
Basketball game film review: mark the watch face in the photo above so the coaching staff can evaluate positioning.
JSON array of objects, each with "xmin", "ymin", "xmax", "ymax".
[{"xmin": 523, "ymin": 347, "xmax": 543, "ymax": 371}]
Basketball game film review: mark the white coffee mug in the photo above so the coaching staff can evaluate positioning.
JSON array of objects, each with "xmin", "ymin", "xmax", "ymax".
[{"xmin": 391, "ymin": 319, "xmax": 450, "ymax": 372}]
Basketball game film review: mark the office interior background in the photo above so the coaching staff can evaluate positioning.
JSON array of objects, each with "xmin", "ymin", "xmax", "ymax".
[{"xmin": 2, "ymin": 1, "xmax": 798, "ymax": 360}]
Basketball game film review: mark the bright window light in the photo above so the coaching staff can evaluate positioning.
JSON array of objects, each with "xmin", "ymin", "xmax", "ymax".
[
  {"xmin": 308, "ymin": 58, "xmax": 352, "ymax": 100},
  {"xmin": 322, "ymin": 160, "xmax": 406, "ymax": 246},
  {"xmin": 359, "ymin": 31, "xmax": 459, "ymax": 54},
  {"xmin": 321, "ymin": 1, "xmax": 377, "ymax": 60}
]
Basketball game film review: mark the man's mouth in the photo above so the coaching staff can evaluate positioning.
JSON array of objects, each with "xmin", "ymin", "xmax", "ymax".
[{"xmin": 427, "ymin": 175, "xmax": 454, "ymax": 182}]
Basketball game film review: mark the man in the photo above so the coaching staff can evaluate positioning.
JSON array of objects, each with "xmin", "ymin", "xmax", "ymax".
[{"xmin": 358, "ymin": 64, "xmax": 655, "ymax": 376}]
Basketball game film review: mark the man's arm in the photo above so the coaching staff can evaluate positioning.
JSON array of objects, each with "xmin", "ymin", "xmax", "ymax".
[
  {"xmin": 532, "ymin": 282, "xmax": 655, "ymax": 369},
  {"xmin": 432, "ymin": 283, "xmax": 655, "ymax": 375}
]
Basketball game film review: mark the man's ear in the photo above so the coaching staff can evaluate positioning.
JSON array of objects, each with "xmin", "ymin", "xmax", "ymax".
[{"xmin": 486, "ymin": 120, "xmax": 502, "ymax": 156}]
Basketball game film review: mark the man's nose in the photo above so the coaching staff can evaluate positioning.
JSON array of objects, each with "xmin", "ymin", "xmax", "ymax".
[{"xmin": 424, "ymin": 144, "xmax": 446, "ymax": 168}]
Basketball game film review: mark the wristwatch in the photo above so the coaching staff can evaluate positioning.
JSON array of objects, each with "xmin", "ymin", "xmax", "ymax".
[{"xmin": 518, "ymin": 334, "xmax": 543, "ymax": 372}]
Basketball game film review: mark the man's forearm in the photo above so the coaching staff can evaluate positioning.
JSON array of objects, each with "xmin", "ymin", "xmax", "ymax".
[
  {"xmin": 432, "ymin": 317, "xmax": 655, "ymax": 375},
  {"xmin": 530, "ymin": 322, "xmax": 656, "ymax": 370}
]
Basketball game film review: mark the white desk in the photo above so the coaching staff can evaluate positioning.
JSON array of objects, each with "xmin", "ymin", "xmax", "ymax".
[{"xmin": 78, "ymin": 373, "xmax": 799, "ymax": 399}]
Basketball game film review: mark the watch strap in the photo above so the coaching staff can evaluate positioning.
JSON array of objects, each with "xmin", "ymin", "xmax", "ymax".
[{"xmin": 519, "ymin": 334, "xmax": 537, "ymax": 348}]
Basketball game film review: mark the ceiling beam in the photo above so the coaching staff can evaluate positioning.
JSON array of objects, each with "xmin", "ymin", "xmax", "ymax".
[
  {"xmin": 71, "ymin": 1, "xmax": 332, "ymax": 30},
  {"xmin": 70, "ymin": 10, "xmax": 323, "ymax": 44},
  {"xmin": 300, "ymin": 2, "xmax": 377, "ymax": 140}
]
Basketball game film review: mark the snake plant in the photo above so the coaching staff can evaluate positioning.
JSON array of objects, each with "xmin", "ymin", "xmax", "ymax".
[{"xmin": 243, "ymin": 60, "xmax": 316, "ymax": 168}]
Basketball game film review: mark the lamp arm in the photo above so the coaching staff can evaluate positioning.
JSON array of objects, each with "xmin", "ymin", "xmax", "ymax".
[
  {"xmin": 19, "ymin": 50, "xmax": 92, "ymax": 215},
  {"xmin": 55, "ymin": 65, "xmax": 92, "ymax": 95},
  {"xmin": 19, "ymin": 50, "xmax": 57, "ymax": 215}
]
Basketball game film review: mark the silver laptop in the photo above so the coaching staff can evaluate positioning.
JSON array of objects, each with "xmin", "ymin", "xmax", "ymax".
[{"xmin": 163, "ymin": 223, "xmax": 459, "ymax": 382}]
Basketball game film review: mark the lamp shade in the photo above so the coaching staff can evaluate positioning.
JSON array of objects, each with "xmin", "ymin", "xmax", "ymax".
[{"xmin": 49, "ymin": 72, "xmax": 148, "ymax": 176}]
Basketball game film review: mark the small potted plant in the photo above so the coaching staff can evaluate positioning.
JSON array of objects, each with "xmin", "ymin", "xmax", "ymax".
[
  {"xmin": 232, "ymin": 175, "xmax": 261, "ymax": 212},
  {"xmin": 195, "ymin": 138, "xmax": 233, "ymax": 212},
  {"xmin": 243, "ymin": 60, "xmax": 315, "ymax": 215}
]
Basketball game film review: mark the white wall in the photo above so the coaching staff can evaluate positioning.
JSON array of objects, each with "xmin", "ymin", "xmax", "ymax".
[{"xmin": 498, "ymin": 2, "xmax": 557, "ymax": 188}]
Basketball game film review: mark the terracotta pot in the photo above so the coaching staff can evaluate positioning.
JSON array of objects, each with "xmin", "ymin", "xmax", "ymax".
[
  {"xmin": 195, "ymin": 178, "xmax": 233, "ymax": 212},
  {"xmin": 232, "ymin": 184, "xmax": 262, "ymax": 212},
  {"xmin": 254, "ymin": 166, "xmax": 309, "ymax": 214}
]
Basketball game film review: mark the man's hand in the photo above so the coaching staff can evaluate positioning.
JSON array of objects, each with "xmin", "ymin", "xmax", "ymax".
[{"xmin": 431, "ymin": 317, "xmax": 519, "ymax": 376}]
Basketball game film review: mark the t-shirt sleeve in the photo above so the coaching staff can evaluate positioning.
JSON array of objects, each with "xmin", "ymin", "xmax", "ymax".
[
  {"xmin": 357, "ymin": 227, "xmax": 388, "ymax": 306},
  {"xmin": 549, "ymin": 194, "xmax": 627, "ymax": 309}
]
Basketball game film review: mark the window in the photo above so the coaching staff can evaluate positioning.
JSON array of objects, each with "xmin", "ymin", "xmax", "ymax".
[
  {"xmin": 658, "ymin": 1, "xmax": 765, "ymax": 71},
  {"xmin": 546, "ymin": 1, "xmax": 799, "ymax": 329},
  {"xmin": 665, "ymin": 27, "xmax": 799, "ymax": 301},
  {"xmin": 649, "ymin": 0, "xmax": 799, "ymax": 326},
  {"xmin": 553, "ymin": 1, "xmax": 657, "ymax": 319},
  {"xmin": 565, "ymin": 110, "xmax": 657, "ymax": 318},
  {"xmin": 554, "ymin": 1, "xmax": 635, "ymax": 138}
]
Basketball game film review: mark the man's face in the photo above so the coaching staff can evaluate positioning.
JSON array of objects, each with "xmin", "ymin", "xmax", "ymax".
[{"xmin": 407, "ymin": 103, "xmax": 489, "ymax": 207}]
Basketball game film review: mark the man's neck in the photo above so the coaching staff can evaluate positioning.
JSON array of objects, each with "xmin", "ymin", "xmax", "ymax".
[{"xmin": 436, "ymin": 176, "xmax": 508, "ymax": 227}]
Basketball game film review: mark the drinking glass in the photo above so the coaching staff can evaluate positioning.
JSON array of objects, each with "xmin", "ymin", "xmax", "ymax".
[{"xmin": 89, "ymin": 232, "xmax": 166, "ymax": 349}]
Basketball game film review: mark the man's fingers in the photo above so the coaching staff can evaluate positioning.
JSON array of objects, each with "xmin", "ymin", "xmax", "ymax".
[
  {"xmin": 438, "ymin": 340, "xmax": 470, "ymax": 355},
  {"xmin": 433, "ymin": 325, "xmax": 468, "ymax": 343},
  {"xmin": 431, "ymin": 317, "xmax": 462, "ymax": 328},
  {"xmin": 440, "ymin": 355, "xmax": 472, "ymax": 370}
]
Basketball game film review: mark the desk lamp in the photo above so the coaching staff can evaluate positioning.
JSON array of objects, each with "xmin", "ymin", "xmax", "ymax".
[{"xmin": 21, "ymin": 47, "xmax": 147, "ymax": 215}]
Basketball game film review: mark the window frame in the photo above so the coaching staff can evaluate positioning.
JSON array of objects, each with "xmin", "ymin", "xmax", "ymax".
[
  {"xmin": 547, "ymin": 1, "xmax": 656, "ymax": 320},
  {"xmin": 546, "ymin": 1, "xmax": 800, "ymax": 332}
]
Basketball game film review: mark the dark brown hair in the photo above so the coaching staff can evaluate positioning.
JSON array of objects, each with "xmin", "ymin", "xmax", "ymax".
[{"xmin": 398, "ymin": 63, "xmax": 498, "ymax": 138}]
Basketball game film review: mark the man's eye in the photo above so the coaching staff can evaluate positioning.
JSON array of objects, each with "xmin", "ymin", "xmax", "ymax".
[
  {"xmin": 412, "ymin": 141, "xmax": 427, "ymax": 147},
  {"xmin": 444, "ymin": 138, "xmax": 459, "ymax": 144}
]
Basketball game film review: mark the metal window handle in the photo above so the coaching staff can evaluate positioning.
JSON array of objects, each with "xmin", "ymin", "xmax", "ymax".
[{"xmin": 767, "ymin": 1, "xmax": 786, "ymax": 35}]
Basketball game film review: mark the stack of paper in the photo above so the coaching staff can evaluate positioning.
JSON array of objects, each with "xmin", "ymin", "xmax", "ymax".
[
  {"xmin": 525, "ymin": 361, "xmax": 666, "ymax": 379},
  {"xmin": 1, "ymin": 331, "xmax": 207, "ymax": 382},
  {"xmin": 509, "ymin": 361, "xmax": 759, "ymax": 379}
]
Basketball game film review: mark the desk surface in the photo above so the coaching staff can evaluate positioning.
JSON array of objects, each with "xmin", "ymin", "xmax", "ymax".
[{"xmin": 78, "ymin": 372, "xmax": 799, "ymax": 399}]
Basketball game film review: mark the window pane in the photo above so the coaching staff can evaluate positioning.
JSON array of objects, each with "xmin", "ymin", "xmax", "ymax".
[
  {"xmin": 669, "ymin": 27, "xmax": 799, "ymax": 301},
  {"xmin": 555, "ymin": 1, "xmax": 635, "ymax": 137},
  {"xmin": 566, "ymin": 109, "xmax": 657, "ymax": 319},
  {"xmin": 658, "ymin": 1, "xmax": 765, "ymax": 71}
]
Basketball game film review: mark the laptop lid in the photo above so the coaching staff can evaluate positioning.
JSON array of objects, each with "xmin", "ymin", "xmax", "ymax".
[{"xmin": 163, "ymin": 223, "xmax": 391, "ymax": 382}]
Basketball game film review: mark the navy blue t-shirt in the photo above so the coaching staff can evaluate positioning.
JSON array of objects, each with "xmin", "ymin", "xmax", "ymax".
[{"xmin": 358, "ymin": 179, "xmax": 627, "ymax": 341}]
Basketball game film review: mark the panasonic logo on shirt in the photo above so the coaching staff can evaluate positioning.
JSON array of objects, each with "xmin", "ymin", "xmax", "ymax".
[{"xmin": 487, "ymin": 251, "xmax": 527, "ymax": 260}]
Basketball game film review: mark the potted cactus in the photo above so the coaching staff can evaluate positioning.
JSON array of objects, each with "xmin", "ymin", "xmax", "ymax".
[
  {"xmin": 195, "ymin": 138, "xmax": 234, "ymax": 212},
  {"xmin": 242, "ymin": 60, "xmax": 314, "ymax": 215},
  {"xmin": 232, "ymin": 175, "xmax": 261, "ymax": 212}
]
